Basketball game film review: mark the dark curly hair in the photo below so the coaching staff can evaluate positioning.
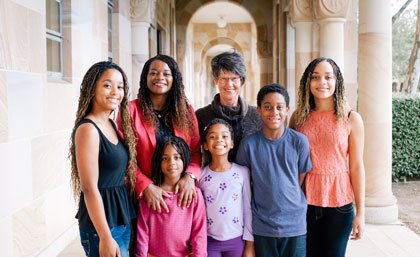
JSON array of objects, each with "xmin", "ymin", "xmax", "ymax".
[
  {"xmin": 257, "ymin": 83, "xmax": 290, "ymax": 107},
  {"xmin": 137, "ymin": 54, "xmax": 195, "ymax": 137},
  {"xmin": 202, "ymin": 118, "xmax": 234, "ymax": 166},
  {"xmin": 295, "ymin": 57, "xmax": 347, "ymax": 127},
  {"xmin": 151, "ymin": 136, "xmax": 191, "ymax": 186},
  {"xmin": 69, "ymin": 61, "xmax": 137, "ymax": 202}
]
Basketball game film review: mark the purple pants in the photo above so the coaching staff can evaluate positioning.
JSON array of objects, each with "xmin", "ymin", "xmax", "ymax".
[{"xmin": 207, "ymin": 236, "xmax": 245, "ymax": 257}]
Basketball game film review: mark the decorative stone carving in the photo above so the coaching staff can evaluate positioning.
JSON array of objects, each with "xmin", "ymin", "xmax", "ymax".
[
  {"xmin": 289, "ymin": 0, "xmax": 313, "ymax": 23},
  {"xmin": 322, "ymin": 0, "xmax": 346, "ymax": 13},
  {"xmin": 257, "ymin": 25, "xmax": 272, "ymax": 57},
  {"xmin": 130, "ymin": 0, "xmax": 156, "ymax": 23},
  {"xmin": 313, "ymin": 0, "xmax": 350, "ymax": 20}
]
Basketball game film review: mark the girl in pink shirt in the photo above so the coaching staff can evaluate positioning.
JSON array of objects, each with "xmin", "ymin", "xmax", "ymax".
[
  {"xmin": 135, "ymin": 136, "xmax": 207, "ymax": 257},
  {"xmin": 290, "ymin": 57, "xmax": 365, "ymax": 257}
]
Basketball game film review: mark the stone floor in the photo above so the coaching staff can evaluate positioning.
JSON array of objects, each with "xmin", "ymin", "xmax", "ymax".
[{"xmin": 57, "ymin": 223, "xmax": 420, "ymax": 257}]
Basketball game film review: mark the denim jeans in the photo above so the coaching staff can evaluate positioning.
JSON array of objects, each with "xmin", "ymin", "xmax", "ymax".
[
  {"xmin": 254, "ymin": 234, "xmax": 306, "ymax": 257},
  {"xmin": 79, "ymin": 224, "xmax": 131, "ymax": 257},
  {"xmin": 306, "ymin": 203, "xmax": 354, "ymax": 257}
]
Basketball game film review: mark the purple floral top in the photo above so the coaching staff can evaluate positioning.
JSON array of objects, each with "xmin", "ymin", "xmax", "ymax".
[{"xmin": 200, "ymin": 163, "xmax": 253, "ymax": 241}]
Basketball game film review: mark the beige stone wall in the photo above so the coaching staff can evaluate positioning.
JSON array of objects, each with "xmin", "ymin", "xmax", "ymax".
[
  {"xmin": 0, "ymin": 0, "xmax": 134, "ymax": 256},
  {"xmin": 112, "ymin": 0, "xmax": 133, "ymax": 98}
]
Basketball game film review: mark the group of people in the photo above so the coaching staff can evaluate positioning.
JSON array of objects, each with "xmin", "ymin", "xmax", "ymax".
[{"xmin": 69, "ymin": 51, "xmax": 365, "ymax": 257}]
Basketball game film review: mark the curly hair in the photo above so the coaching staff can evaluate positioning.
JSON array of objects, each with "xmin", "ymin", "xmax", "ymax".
[
  {"xmin": 257, "ymin": 83, "xmax": 290, "ymax": 107},
  {"xmin": 137, "ymin": 55, "xmax": 195, "ymax": 137},
  {"xmin": 294, "ymin": 57, "xmax": 347, "ymax": 127},
  {"xmin": 201, "ymin": 118, "xmax": 234, "ymax": 166},
  {"xmin": 69, "ymin": 61, "xmax": 137, "ymax": 202},
  {"xmin": 150, "ymin": 136, "xmax": 191, "ymax": 186}
]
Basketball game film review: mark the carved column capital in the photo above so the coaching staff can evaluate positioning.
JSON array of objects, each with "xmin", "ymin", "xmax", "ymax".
[
  {"xmin": 289, "ymin": 0, "xmax": 313, "ymax": 23},
  {"xmin": 313, "ymin": 0, "xmax": 350, "ymax": 20},
  {"xmin": 130, "ymin": 0, "xmax": 156, "ymax": 23}
]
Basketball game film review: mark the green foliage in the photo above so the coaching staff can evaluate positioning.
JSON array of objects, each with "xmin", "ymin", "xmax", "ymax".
[
  {"xmin": 392, "ymin": 94, "xmax": 420, "ymax": 181},
  {"xmin": 392, "ymin": 5, "xmax": 416, "ymax": 81}
]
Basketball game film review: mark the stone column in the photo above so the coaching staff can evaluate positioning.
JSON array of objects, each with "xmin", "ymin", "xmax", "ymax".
[
  {"xmin": 358, "ymin": 0, "xmax": 398, "ymax": 224},
  {"xmin": 313, "ymin": 0, "xmax": 350, "ymax": 69},
  {"xmin": 131, "ymin": 22, "xmax": 150, "ymax": 96},
  {"xmin": 130, "ymin": 0, "xmax": 154, "ymax": 96},
  {"xmin": 288, "ymin": 0, "xmax": 313, "ymax": 111}
]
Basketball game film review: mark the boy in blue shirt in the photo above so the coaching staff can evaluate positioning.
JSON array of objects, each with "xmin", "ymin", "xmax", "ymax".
[{"xmin": 235, "ymin": 83, "xmax": 312, "ymax": 257}]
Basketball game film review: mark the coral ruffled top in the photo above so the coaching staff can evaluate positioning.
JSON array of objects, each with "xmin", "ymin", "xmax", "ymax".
[{"xmin": 297, "ymin": 110, "xmax": 354, "ymax": 207}]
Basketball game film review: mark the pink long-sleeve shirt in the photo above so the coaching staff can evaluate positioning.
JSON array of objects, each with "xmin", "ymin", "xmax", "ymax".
[{"xmin": 135, "ymin": 189, "xmax": 207, "ymax": 257}]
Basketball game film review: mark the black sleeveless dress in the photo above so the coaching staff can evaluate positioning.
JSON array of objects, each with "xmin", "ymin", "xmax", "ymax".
[{"xmin": 75, "ymin": 118, "xmax": 136, "ymax": 229}]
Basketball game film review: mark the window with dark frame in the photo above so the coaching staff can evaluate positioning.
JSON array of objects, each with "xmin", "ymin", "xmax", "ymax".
[
  {"xmin": 157, "ymin": 28, "xmax": 162, "ymax": 55},
  {"xmin": 46, "ymin": 0, "xmax": 63, "ymax": 77},
  {"xmin": 108, "ymin": 0, "xmax": 114, "ymax": 62}
]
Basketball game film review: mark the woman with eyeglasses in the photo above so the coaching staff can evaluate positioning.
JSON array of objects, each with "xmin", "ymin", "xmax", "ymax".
[
  {"xmin": 117, "ymin": 55, "xmax": 201, "ymax": 214},
  {"xmin": 196, "ymin": 51, "xmax": 262, "ymax": 165}
]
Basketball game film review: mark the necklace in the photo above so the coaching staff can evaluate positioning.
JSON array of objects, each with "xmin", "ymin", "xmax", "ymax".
[{"xmin": 154, "ymin": 109, "xmax": 164, "ymax": 119}]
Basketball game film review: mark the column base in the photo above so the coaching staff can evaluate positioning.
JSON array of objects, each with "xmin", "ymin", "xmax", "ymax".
[{"xmin": 365, "ymin": 204, "xmax": 399, "ymax": 224}]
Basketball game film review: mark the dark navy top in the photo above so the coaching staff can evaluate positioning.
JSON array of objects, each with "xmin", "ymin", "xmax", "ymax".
[{"xmin": 75, "ymin": 118, "xmax": 136, "ymax": 229}]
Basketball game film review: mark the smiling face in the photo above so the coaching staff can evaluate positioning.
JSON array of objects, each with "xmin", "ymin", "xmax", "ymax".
[
  {"xmin": 258, "ymin": 92, "xmax": 289, "ymax": 132},
  {"xmin": 92, "ymin": 68, "xmax": 124, "ymax": 112},
  {"xmin": 214, "ymin": 70, "xmax": 243, "ymax": 106},
  {"xmin": 146, "ymin": 60, "xmax": 173, "ymax": 97},
  {"xmin": 161, "ymin": 144, "xmax": 184, "ymax": 183},
  {"xmin": 310, "ymin": 61, "xmax": 336, "ymax": 101},
  {"xmin": 203, "ymin": 123, "xmax": 234, "ymax": 158}
]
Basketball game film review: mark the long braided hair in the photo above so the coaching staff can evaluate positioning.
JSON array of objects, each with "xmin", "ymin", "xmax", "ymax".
[
  {"xmin": 294, "ymin": 57, "xmax": 347, "ymax": 127},
  {"xmin": 69, "ymin": 61, "xmax": 137, "ymax": 202},
  {"xmin": 137, "ymin": 55, "xmax": 195, "ymax": 137}
]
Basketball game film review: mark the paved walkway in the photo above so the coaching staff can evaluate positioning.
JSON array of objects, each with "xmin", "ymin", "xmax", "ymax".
[
  {"xmin": 57, "ymin": 223, "xmax": 420, "ymax": 257},
  {"xmin": 347, "ymin": 223, "xmax": 420, "ymax": 257}
]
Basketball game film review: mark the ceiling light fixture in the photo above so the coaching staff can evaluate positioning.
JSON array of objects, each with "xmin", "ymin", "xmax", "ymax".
[{"xmin": 217, "ymin": 15, "xmax": 227, "ymax": 28}]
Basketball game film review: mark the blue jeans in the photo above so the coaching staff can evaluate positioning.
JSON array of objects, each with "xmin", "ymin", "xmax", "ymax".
[
  {"xmin": 79, "ymin": 224, "xmax": 131, "ymax": 257},
  {"xmin": 306, "ymin": 203, "xmax": 354, "ymax": 257},
  {"xmin": 254, "ymin": 234, "xmax": 306, "ymax": 257}
]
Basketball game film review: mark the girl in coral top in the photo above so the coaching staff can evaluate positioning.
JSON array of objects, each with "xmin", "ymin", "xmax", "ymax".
[
  {"xmin": 135, "ymin": 136, "xmax": 207, "ymax": 257},
  {"xmin": 290, "ymin": 57, "xmax": 366, "ymax": 257}
]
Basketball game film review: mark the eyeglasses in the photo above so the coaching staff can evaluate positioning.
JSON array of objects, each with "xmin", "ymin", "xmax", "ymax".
[{"xmin": 217, "ymin": 76, "xmax": 241, "ymax": 85}]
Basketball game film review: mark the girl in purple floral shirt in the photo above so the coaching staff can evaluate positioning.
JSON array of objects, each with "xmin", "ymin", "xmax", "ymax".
[{"xmin": 200, "ymin": 118, "xmax": 254, "ymax": 257}]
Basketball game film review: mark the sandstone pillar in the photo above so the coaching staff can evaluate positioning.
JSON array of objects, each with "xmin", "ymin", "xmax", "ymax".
[
  {"xmin": 358, "ymin": 0, "xmax": 398, "ymax": 224},
  {"xmin": 289, "ymin": 0, "xmax": 313, "ymax": 111},
  {"xmin": 313, "ymin": 0, "xmax": 350, "ymax": 69},
  {"xmin": 130, "ymin": 0, "xmax": 153, "ymax": 96}
]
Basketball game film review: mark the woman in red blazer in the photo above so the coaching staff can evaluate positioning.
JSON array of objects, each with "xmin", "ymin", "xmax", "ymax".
[{"xmin": 118, "ymin": 55, "xmax": 201, "ymax": 213}]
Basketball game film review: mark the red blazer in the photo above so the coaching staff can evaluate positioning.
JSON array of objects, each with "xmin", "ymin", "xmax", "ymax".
[{"xmin": 118, "ymin": 99, "xmax": 202, "ymax": 196}]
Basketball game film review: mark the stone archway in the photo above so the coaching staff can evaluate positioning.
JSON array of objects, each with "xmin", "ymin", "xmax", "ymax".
[
  {"xmin": 175, "ymin": 0, "xmax": 273, "ymax": 106},
  {"xmin": 194, "ymin": 38, "xmax": 245, "ymax": 108}
]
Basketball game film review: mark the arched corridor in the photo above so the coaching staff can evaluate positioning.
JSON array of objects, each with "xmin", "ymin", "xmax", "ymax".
[{"xmin": 0, "ymin": 0, "xmax": 405, "ymax": 256}]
